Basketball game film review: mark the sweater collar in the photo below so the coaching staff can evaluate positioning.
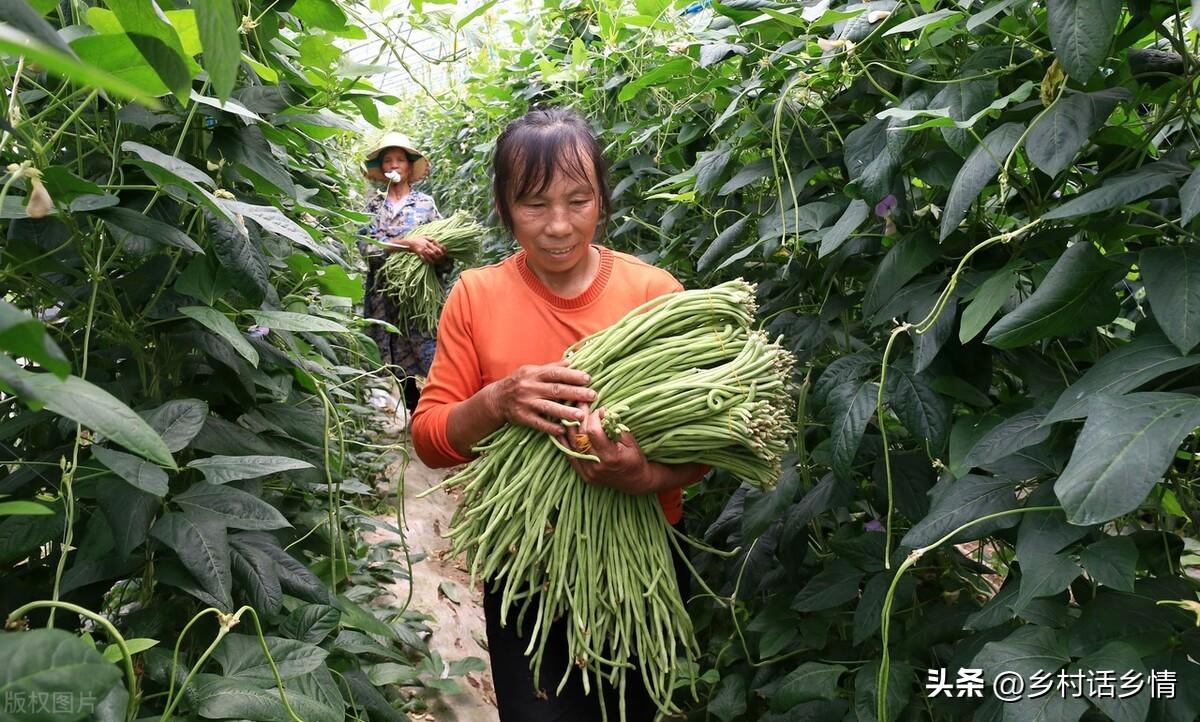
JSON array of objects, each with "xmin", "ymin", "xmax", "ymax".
[{"xmin": 515, "ymin": 245, "xmax": 614, "ymax": 310}]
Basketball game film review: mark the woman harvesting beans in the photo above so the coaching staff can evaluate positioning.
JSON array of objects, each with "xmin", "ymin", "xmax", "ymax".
[{"xmin": 411, "ymin": 108, "xmax": 707, "ymax": 721}]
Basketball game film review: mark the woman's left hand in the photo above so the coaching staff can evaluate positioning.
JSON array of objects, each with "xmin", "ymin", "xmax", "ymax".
[{"xmin": 565, "ymin": 404, "xmax": 656, "ymax": 494}]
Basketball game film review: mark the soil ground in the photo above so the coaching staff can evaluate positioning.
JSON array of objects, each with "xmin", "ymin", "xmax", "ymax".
[{"xmin": 362, "ymin": 408, "xmax": 499, "ymax": 722}]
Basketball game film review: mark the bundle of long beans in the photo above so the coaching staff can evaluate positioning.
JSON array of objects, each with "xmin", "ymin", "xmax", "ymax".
[
  {"xmin": 427, "ymin": 280, "xmax": 796, "ymax": 721},
  {"xmin": 379, "ymin": 210, "xmax": 484, "ymax": 333}
]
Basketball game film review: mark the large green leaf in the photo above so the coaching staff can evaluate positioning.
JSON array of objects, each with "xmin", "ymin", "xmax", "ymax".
[
  {"xmin": 1046, "ymin": 0, "xmax": 1122, "ymax": 81},
  {"xmin": 901, "ymin": 474, "xmax": 1019, "ymax": 548},
  {"xmin": 939, "ymin": 122, "xmax": 1024, "ymax": 241},
  {"xmin": 853, "ymin": 659, "xmax": 911, "ymax": 722},
  {"xmin": 173, "ymin": 482, "xmax": 290, "ymax": 530},
  {"xmin": 1044, "ymin": 332, "xmax": 1200, "ymax": 423},
  {"xmin": 0, "ymin": 22, "xmax": 158, "ymax": 103},
  {"xmin": 93, "ymin": 446, "xmax": 169, "ymax": 496},
  {"xmin": 770, "ymin": 662, "xmax": 846, "ymax": 712},
  {"xmin": 884, "ymin": 362, "xmax": 950, "ymax": 454},
  {"xmin": 95, "ymin": 480, "xmax": 158, "ymax": 561},
  {"xmin": 18, "ymin": 372, "xmax": 175, "ymax": 468},
  {"xmin": 693, "ymin": 145, "xmax": 732, "ymax": 195},
  {"xmin": 1014, "ymin": 551, "xmax": 1081, "ymax": 611},
  {"xmin": 930, "ymin": 73, "xmax": 998, "ymax": 156},
  {"xmin": 617, "ymin": 57, "xmax": 691, "ymax": 102},
  {"xmin": 1142, "ymin": 245, "xmax": 1200, "ymax": 355},
  {"xmin": 984, "ymin": 242, "xmax": 1122, "ymax": 349},
  {"xmin": 186, "ymin": 455, "xmax": 314, "ymax": 484},
  {"xmin": 818, "ymin": 199, "xmax": 869, "ymax": 258},
  {"xmin": 0, "ymin": 629, "xmax": 123, "ymax": 722},
  {"xmin": 193, "ymin": 0, "xmax": 239, "ymax": 100},
  {"xmin": 248, "ymin": 310, "xmax": 350, "ymax": 334},
  {"xmin": 828, "ymin": 380, "xmax": 877, "ymax": 482},
  {"xmin": 213, "ymin": 126, "xmax": 296, "ymax": 198},
  {"xmin": 231, "ymin": 532, "xmax": 330, "ymax": 604},
  {"xmin": 1026, "ymin": 88, "xmax": 1129, "ymax": 177},
  {"xmin": 213, "ymin": 634, "xmax": 328, "ymax": 681},
  {"xmin": 962, "ymin": 405, "xmax": 1052, "ymax": 470},
  {"xmin": 0, "ymin": 0, "xmax": 73, "ymax": 53},
  {"xmin": 1077, "ymin": 642, "xmax": 1150, "ymax": 722},
  {"xmin": 279, "ymin": 604, "xmax": 341, "ymax": 644},
  {"xmin": 93, "ymin": 206, "xmax": 202, "ymax": 254},
  {"xmin": 189, "ymin": 674, "xmax": 342, "ymax": 722},
  {"xmin": 121, "ymin": 141, "xmax": 215, "ymax": 188},
  {"xmin": 209, "ymin": 213, "xmax": 270, "ymax": 305},
  {"xmin": 1044, "ymin": 167, "xmax": 1177, "ymax": 220},
  {"xmin": 0, "ymin": 300, "xmax": 69, "ymax": 376},
  {"xmin": 959, "ymin": 264, "xmax": 1019, "ymax": 343},
  {"xmin": 139, "ymin": 399, "xmax": 208, "ymax": 453},
  {"xmin": 791, "ymin": 560, "xmax": 863, "ymax": 612},
  {"xmin": 150, "ymin": 511, "xmax": 233, "ymax": 609},
  {"xmin": 1182, "ymin": 166, "xmax": 1200, "ymax": 225},
  {"xmin": 1055, "ymin": 392, "xmax": 1200, "ymax": 524},
  {"xmin": 1079, "ymin": 535, "xmax": 1138, "ymax": 591},
  {"xmin": 180, "ymin": 306, "xmax": 260, "ymax": 367},
  {"xmin": 105, "ymin": 0, "xmax": 193, "ymax": 101},
  {"xmin": 708, "ymin": 674, "xmax": 747, "ymax": 722},
  {"xmin": 697, "ymin": 216, "xmax": 750, "ymax": 273},
  {"xmin": 231, "ymin": 541, "xmax": 283, "ymax": 615},
  {"xmin": 1015, "ymin": 483, "xmax": 1089, "ymax": 561},
  {"xmin": 972, "ymin": 625, "xmax": 1070, "ymax": 682}
]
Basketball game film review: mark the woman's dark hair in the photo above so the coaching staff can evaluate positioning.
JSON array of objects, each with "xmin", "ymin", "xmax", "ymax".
[{"xmin": 492, "ymin": 107, "xmax": 611, "ymax": 233}]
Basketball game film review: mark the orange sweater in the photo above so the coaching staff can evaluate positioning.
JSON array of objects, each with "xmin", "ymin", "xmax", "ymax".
[{"xmin": 412, "ymin": 245, "xmax": 694, "ymax": 524}]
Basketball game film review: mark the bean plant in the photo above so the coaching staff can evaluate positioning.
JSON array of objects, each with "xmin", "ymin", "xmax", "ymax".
[
  {"xmin": 408, "ymin": 0, "xmax": 1200, "ymax": 720},
  {"xmin": 0, "ymin": 1, "xmax": 483, "ymax": 720}
]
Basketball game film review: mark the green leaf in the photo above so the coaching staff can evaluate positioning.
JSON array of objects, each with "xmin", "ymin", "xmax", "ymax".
[
  {"xmin": 208, "ymin": 212, "xmax": 270, "ymax": 305},
  {"xmin": 0, "ymin": 500, "xmax": 54, "ymax": 516},
  {"xmin": 0, "ymin": 24, "xmax": 159, "ymax": 105},
  {"xmin": 334, "ymin": 594, "xmax": 397, "ymax": 640},
  {"xmin": 93, "ymin": 446, "xmax": 169, "ymax": 496},
  {"xmin": 770, "ymin": 661, "xmax": 846, "ymax": 711},
  {"xmin": 885, "ymin": 362, "xmax": 950, "ymax": 454},
  {"xmin": 697, "ymin": 216, "xmax": 750, "ymax": 272},
  {"xmin": 121, "ymin": 141, "xmax": 215, "ymax": 188},
  {"xmin": 972, "ymin": 625, "xmax": 1070, "ymax": 682},
  {"xmin": 279, "ymin": 604, "xmax": 341, "ymax": 644},
  {"xmin": 931, "ymin": 74, "xmax": 998, "ymax": 157},
  {"xmin": 791, "ymin": 560, "xmax": 863, "ymax": 612},
  {"xmin": 180, "ymin": 306, "xmax": 260, "ymax": 368},
  {"xmin": 1001, "ymin": 690, "xmax": 1089, "ymax": 722},
  {"xmin": 290, "ymin": 0, "xmax": 348, "ymax": 31},
  {"xmin": 213, "ymin": 634, "xmax": 328, "ymax": 681},
  {"xmin": 186, "ymin": 454, "xmax": 314, "ymax": 484},
  {"xmin": 1014, "ymin": 551, "xmax": 1081, "ymax": 611},
  {"xmin": 1142, "ymin": 246, "xmax": 1200, "ymax": 355},
  {"xmin": 694, "ymin": 145, "xmax": 733, "ymax": 194},
  {"xmin": 1181, "ymin": 166, "xmax": 1200, "ymax": 225},
  {"xmin": 1044, "ymin": 333, "xmax": 1200, "ymax": 423},
  {"xmin": 193, "ymin": 0, "xmax": 239, "ymax": 100},
  {"xmin": 0, "ymin": 0, "xmax": 73, "ymax": 53},
  {"xmin": 213, "ymin": 126, "xmax": 296, "ymax": 197},
  {"xmin": 101, "ymin": 637, "xmax": 158, "ymax": 664},
  {"xmin": 1016, "ymin": 483, "xmax": 1090, "ymax": 561},
  {"xmin": 940, "ymin": 123, "xmax": 1024, "ymax": 240},
  {"xmin": 105, "ymin": 0, "xmax": 193, "ymax": 102},
  {"xmin": 0, "ymin": 300, "xmax": 70, "ymax": 376},
  {"xmin": 231, "ymin": 540, "xmax": 282, "ymax": 615},
  {"xmin": 818, "ymin": 199, "xmax": 869, "ymax": 258},
  {"xmin": 966, "ymin": 0, "xmax": 1019, "ymax": 31},
  {"xmin": 618, "ymin": 57, "xmax": 690, "ymax": 102},
  {"xmin": 1044, "ymin": 167, "xmax": 1176, "ymax": 220},
  {"xmin": 1046, "ymin": 0, "xmax": 1122, "ymax": 81},
  {"xmin": 0, "ymin": 628, "xmax": 123, "ymax": 719},
  {"xmin": 174, "ymin": 482, "xmax": 290, "ymax": 530},
  {"xmin": 985, "ymin": 242, "xmax": 1122, "ymax": 349},
  {"xmin": 828, "ymin": 381, "xmax": 877, "ymax": 482},
  {"xmin": 960, "ymin": 263, "xmax": 1017, "ymax": 343},
  {"xmin": 231, "ymin": 533, "xmax": 330, "ymax": 604},
  {"xmin": 719, "ymin": 158, "xmax": 773, "ymax": 195},
  {"xmin": 962, "ymin": 405, "xmax": 1052, "ymax": 469},
  {"xmin": 139, "ymin": 399, "xmax": 208, "ymax": 453},
  {"xmin": 248, "ymin": 310, "xmax": 350, "ymax": 334},
  {"xmin": 901, "ymin": 474, "xmax": 1019, "ymax": 549},
  {"xmin": 366, "ymin": 662, "xmax": 419, "ymax": 685},
  {"xmin": 1026, "ymin": 89, "xmax": 1129, "ymax": 178},
  {"xmin": 1077, "ymin": 642, "xmax": 1150, "ymax": 722},
  {"xmin": 709, "ymin": 674, "xmax": 747, "ymax": 722},
  {"xmin": 863, "ymin": 233, "xmax": 940, "ymax": 319},
  {"xmin": 19, "ymin": 373, "xmax": 175, "ymax": 468},
  {"xmin": 93, "ymin": 206, "xmax": 202, "ymax": 254},
  {"xmin": 95, "ymin": 481, "xmax": 158, "ymax": 561},
  {"xmin": 150, "ymin": 511, "xmax": 233, "ymax": 610},
  {"xmin": 190, "ymin": 674, "xmax": 342, "ymax": 722},
  {"xmin": 1079, "ymin": 535, "xmax": 1138, "ymax": 591},
  {"xmin": 1055, "ymin": 392, "xmax": 1200, "ymax": 524},
  {"xmin": 882, "ymin": 9, "xmax": 960, "ymax": 36}
]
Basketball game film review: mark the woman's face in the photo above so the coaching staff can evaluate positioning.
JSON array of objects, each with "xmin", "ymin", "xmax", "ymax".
[
  {"xmin": 380, "ymin": 148, "xmax": 410, "ymax": 181},
  {"xmin": 509, "ymin": 166, "xmax": 600, "ymax": 276}
]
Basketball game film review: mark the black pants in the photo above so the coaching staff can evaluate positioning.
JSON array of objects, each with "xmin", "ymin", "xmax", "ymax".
[{"xmin": 483, "ymin": 523, "xmax": 690, "ymax": 722}]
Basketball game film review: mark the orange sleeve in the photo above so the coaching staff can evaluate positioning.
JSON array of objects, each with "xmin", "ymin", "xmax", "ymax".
[{"xmin": 411, "ymin": 278, "xmax": 480, "ymax": 468}]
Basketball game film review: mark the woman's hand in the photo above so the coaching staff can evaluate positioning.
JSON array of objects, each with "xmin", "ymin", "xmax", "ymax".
[
  {"xmin": 487, "ymin": 360, "xmax": 596, "ymax": 435},
  {"xmin": 387, "ymin": 235, "xmax": 447, "ymax": 263},
  {"xmin": 565, "ymin": 404, "xmax": 656, "ymax": 494}
]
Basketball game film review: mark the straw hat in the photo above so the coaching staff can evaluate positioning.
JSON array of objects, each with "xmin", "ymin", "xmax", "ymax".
[{"xmin": 363, "ymin": 131, "xmax": 430, "ymax": 183}]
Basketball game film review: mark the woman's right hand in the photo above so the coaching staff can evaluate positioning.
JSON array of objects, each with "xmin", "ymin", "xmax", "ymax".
[
  {"xmin": 386, "ymin": 236, "xmax": 447, "ymax": 263},
  {"xmin": 486, "ymin": 360, "xmax": 596, "ymax": 435}
]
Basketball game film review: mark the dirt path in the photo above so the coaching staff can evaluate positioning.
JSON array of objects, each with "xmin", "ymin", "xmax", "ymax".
[{"xmin": 363, "ymin": 417, "xmax": 498, "ymax": 721}]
